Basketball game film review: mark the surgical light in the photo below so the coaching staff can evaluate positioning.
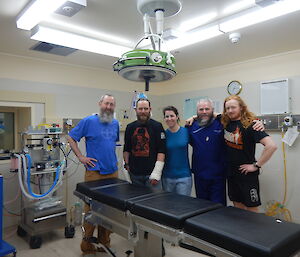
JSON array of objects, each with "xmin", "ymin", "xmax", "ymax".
[
  {"xmin": 31, "ymin": 26, "xmax": 131, "ymax": 58},
  {"xmin": 113, "ymin": 0, "xmax": 181, "ymax": 91}
]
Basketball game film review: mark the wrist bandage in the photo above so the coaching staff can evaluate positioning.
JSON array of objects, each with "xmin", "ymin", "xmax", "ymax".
[{"xmin": 149, "ymin": 161, "xmax": 164, "ymax": 181}]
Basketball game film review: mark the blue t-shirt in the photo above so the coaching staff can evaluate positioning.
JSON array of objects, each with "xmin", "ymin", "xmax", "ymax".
[
  {"xmin": 69, "ymin": 114, "xmax": 119, "ymax": 174},
  {"xmin": 163, "ymin": 127, "xmax": 191, "ymax": 179},
  {"xmin": 187, "ymin": 116, "xmax": 226, "ymax": 179}
]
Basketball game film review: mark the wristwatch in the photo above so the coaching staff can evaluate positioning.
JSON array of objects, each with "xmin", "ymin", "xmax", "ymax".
[{"xmin": 253, "ymin": 162, "xmax": 261, "ymax": 169}]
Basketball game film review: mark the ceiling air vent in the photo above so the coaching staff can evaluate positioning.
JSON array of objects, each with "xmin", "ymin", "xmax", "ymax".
[{"xmin": 30, "ymin": 42, "xmax": 77, "ymax": 56}]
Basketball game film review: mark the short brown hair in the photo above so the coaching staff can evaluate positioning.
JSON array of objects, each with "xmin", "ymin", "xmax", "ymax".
[{"xmin": 136, "ymin": 98, "xmax": 151, "ymax": 108}]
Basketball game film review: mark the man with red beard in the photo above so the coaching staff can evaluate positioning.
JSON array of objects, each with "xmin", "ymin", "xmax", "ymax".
[
  {"xmin": 123, "ymin": 98, "xmax": 166, "ymax": 189},
  {"xmin": 221, "ymin": 95, "xmax": 277, "ymax": 213},
  {"xmin": 67, "ymin": 94, "xmax": 119, "ymax": 256}
]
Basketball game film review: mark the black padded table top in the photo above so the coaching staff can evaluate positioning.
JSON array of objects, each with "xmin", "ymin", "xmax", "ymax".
[
  {"xmin": 75, "ymin": 179, "xmax": 165, "ymax": 211},
  {"xmin": 184, "ymin": 206, "xmax": 300, "ymax": 257},
  {"xmin": 75, "ymin": 178, "xmax": 129, "ymax": 196},
  {"xmin": 129, "ymin": 193, "xmax": 222, "ymax": 229}
]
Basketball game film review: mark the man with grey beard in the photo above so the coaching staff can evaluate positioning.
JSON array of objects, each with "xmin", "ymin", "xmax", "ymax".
[
  {"xmin": 187, "ymin": 98, "xmax": 227, "ymax": 205},
  {"xmin": 67, "ymin": 94, "xmax": 119, "ymax": 256}
]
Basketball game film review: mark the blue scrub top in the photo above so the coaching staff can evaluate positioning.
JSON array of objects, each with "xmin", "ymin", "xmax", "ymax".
[{"xmin": 187, "ymin": 118, "xmax": 226, "ymax": 179}]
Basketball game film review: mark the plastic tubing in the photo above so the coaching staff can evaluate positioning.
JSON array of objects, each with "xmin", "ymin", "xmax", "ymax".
[{"xmin": 17, "ymin": 153, "xmax": 65, "ymax": 199}]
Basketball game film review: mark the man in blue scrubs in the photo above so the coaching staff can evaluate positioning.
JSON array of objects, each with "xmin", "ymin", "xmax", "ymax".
[
  {"xmin": 187, "ymin": 98, "xmax": 227, "ymax": 205},
  {"xmin": 67, "ymin": 94, "xmax": 119, "ymax": 256}
]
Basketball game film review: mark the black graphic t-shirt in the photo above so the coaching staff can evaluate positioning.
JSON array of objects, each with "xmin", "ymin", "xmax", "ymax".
[
  {"xmin": 124, "ymin": 119, "xmax": 166, "ymax": 175},
  {"xmin": 224, "ymin": 120, "xmax": 268, "ymax": 176}
]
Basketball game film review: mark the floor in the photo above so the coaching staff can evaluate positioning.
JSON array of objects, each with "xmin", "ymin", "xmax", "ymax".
[{"xmin": 3, "ymin": 226, "xmax": 207, "ymax": 257}]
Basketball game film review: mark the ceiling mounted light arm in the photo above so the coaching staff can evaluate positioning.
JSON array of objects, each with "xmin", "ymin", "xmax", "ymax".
[
  {"xmin": 134, "ymin": 33, "xmax": 164, "ymax": 49},
  {"xmin": 113, "ymin": 0, "xmax": 181, "ymax": 91},
  {"xmin": 143, "ymin": 14, "xmax": 156, "ymax": 50},
  {"xmin": 143, "ymin": 14, "xmax": 150, "ymax": 36},
  {"xmin": 155, "ymin": 8, "xmax": 164, "ymax": 50},
  {"xmin": 137, "ymin": 0, "xmax": 181, "ymax": 51}
]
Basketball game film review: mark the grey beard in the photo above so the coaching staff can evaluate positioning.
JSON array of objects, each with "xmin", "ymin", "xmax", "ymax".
[
  {"xmin": 198, "ymin": 115, "xmax": 214, "ymax": 127},
  {"xmin": 99, "ymin": 111, "xmax": 113, "ymax": 123}
]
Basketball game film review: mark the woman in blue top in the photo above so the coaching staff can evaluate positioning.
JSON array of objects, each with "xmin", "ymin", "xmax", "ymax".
[{"xmin": 162, "ymin": 106, "xmax": 192, "ymax": 196}]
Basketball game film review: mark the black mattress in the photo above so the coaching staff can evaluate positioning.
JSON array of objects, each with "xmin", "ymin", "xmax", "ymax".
[
  {"xmin": 184, "ymin": 206, "xmax": 300, "ymax": 257},
  {"xmin": 76, "ymin": 178, "xmax": 164, "ymax": 211},
  {"xmin": 76, "ymin": 178, "xmax": 221, "ymax": 228},
  {"xmin": 75, "ymin": 177, "xmax": 129, "ymax": 195},
  {"xmin": 128, "ymin": 193, "xmax": 222, "ymax": 229}
]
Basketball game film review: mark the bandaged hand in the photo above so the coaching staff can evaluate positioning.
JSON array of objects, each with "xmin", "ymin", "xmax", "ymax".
[{"xmin": 149, "ymin": 161, "xmax": 164, "ymax": 182}]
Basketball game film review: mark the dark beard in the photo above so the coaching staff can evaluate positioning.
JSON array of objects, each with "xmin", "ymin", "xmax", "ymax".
[
  {"xmin": 137, "ymin": 114, "xmax": 150, "ymax": 123},
  {"xmin": 99, "ymin": 110, "xmax": 114, "ymax": 123}
]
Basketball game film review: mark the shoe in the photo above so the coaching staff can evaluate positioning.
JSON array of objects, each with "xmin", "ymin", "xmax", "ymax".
[
  {"xmin": 97, "ymin": 245, "xmax": 111, "ymax": 252},
  {"xmin": 97, "ymin": 247, "xmax": 106, "ymax": 253},
  {"xmin": 81, "ymin": 239, "xmax": 97, "ymax": 255},
  {"xmin": 97, "ymin": 241, "xmax": 110, "ymax": 252}
]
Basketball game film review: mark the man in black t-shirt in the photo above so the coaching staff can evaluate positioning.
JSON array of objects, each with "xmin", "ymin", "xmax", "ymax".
[
  {"xmin": 221, "ymin": 95, "xmax": 277, "ymax": 212},
  {"xmin": 123, "ymin": 98, "xmax": 166, "ymax": 189}
]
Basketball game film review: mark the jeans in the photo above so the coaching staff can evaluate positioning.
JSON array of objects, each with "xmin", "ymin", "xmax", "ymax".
[
  {"xmin": 162, "ymin": 176, "xmax": 192, "ymax": 196},
  {"xmin": 129, "ymin": 173, "xmax": 162, "ymax": 190}
]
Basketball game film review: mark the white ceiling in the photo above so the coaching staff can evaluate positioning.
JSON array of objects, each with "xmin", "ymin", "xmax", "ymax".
[{"xmin": 1, "ymin": 0, "xmax": 300, "ymax": 74}]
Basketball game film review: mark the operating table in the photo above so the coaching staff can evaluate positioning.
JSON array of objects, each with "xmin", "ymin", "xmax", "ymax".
[{"xmin": 74, "ymin": 178, "xmax": 300, "ymax": 257}]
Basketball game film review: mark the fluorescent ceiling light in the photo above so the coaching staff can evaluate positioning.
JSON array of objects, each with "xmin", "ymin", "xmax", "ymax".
[
  {"xmin": 31, "ymin": 26, "xmax": 131, "ymax": 57},
  {"xmin": 220, "ymin": 0, "xmax": 300, "ymax": 32},
  {"xmin": 45, "ymin": 17, "xmax": 133, "ymax": 46},
  {"xmin": 179, "ymin": 12, "xmax": 217, "ymax": 32},
  {"xmin": 222, "ymin": 0, "xmax": 255, "ymax": 15},
  {"xmin": 16, "ymin": 0, "xmax": 66, "ymax": 30},
  {"xmin": 164, "ymin": 25, "xmax": 222, "ymax": 51}
]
